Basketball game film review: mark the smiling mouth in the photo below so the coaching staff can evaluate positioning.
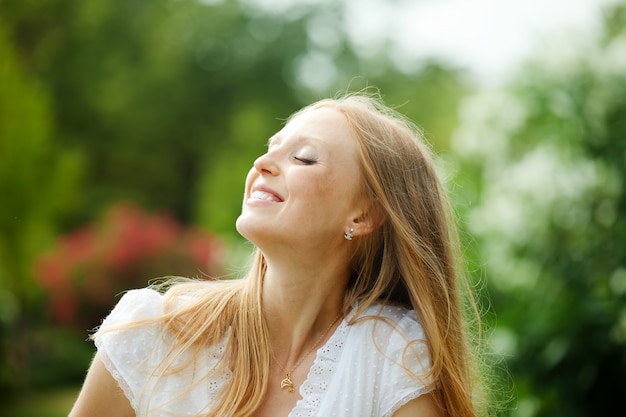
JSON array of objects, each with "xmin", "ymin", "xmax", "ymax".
[{"xmin": 250, "ymin": 190, "xmax": 283, "ymax": 202}]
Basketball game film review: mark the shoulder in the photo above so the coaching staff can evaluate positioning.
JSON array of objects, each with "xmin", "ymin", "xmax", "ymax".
[
  {"xmin": 91, "ymin": 286, "xmax": 227, "ymax": 415},
  {"xmin": 98, "ymin": 288, "xmax": 165, "ymax": 329},
  {"xmin": 91, "ymin": 288, "xmax": 167, "ymax": 355},
  {"xmin": 352, "ymin": 303, "xmax": 427, "ymax": 346},
  {"xmin": 348, "ymin": 302, "xmax": 431, "ymax": 384},
  {"xmin": 115, "ymin": 287, "xmax": 164, "ymax": 313},
  {"xmin": 97, "ymin": 286, "xmax": 203, "ymax": 330},
  {"xmin": 332, "ymin": 303, "xmax": 433, "ymax": 416}
]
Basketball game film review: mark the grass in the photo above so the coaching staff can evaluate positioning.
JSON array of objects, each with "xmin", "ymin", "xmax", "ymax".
[{"xmin": 3, "ymin": 387, "xmax": 78, "ymax": 417}]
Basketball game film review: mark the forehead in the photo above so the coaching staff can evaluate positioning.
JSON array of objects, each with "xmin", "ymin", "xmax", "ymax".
[{"xmin": 271, "ymin": 106, "xmax": 356, "ymax": 147}]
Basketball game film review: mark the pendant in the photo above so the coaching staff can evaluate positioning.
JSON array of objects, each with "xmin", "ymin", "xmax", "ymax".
[{"xmin": 280, "ymin": 373, "xmax": 295, "ymax": 393}]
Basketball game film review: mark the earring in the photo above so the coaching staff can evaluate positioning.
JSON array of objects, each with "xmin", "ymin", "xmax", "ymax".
[{"xmin": 344, "ymin": 228, "xmax": 354, "ymax": 241}]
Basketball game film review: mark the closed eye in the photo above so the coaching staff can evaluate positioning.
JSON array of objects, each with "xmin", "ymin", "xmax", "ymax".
[{"xmin": 294, "ymin": 156, "xmax": 317, "ymax": 165}]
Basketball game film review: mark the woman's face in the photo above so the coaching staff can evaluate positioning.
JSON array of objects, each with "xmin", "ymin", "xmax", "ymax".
[{"xmin": 236, "ymin": 106, "xmax": 366, "ymax": 249}]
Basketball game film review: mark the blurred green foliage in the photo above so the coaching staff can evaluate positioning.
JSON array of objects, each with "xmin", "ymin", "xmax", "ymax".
[
  {"xmin": 0, "ymin": 13, "xmax": 85, "ymax": 400},
  {"xmin": 451, "ymin": 2, "xmax": 626, "ymax": 415},
  {"xmin": 0, "ymin": 0, "xmax": 624, "ymax": 415},
  {"xmin": 5, "ymin": 386, "xmax": 77, "ymax": 417},
  {"xmin": 0, "ymin": 20, "xmax": 83, "ymax": 303}
]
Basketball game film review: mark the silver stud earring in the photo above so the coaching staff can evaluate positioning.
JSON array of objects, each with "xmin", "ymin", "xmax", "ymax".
[{"xmin": 344, "ymin": 228, "xmax": 354, "ymax": 241}]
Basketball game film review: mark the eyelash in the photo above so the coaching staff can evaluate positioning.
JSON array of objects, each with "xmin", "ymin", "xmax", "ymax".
[{"xmin": 294, "ymin": 156, "xmax": 316, "ymax": 165}]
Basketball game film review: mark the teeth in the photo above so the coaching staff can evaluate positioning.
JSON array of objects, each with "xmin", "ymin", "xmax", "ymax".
[{"xmin": 251, "ymin": 190, "xmax": 279, "ymax": 201}]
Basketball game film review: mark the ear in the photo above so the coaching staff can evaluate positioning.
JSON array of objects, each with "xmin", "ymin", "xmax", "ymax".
[{"xmin": 349, "ymin": 202, "xmax": 386, "ymax": 238}]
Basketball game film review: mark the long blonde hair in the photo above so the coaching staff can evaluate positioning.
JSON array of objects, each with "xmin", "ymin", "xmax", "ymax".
[
  {"xmin": 316, "ymin": 94, "xmax": 483, "ymax": 416},
  {"xmin": 98, "ymin": 92, "xmax": 485, "ymax": 416}
]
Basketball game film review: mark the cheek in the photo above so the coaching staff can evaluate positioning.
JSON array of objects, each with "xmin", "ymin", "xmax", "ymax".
[
  {"xmin": 299, "ymin": 172, "xmax": 338, "ymax": 200},
  {"xmin": 317, "ymin": 174, "xmax": 358, "ymax": 212},
  {"xmin": 327, "ymin": 169, "xmax": 361, "ymax": 198}
]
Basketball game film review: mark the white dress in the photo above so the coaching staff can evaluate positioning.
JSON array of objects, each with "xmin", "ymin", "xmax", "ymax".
[{"xmin": 95, "ymin": 288, "xmax": 433, "ymax": 417}]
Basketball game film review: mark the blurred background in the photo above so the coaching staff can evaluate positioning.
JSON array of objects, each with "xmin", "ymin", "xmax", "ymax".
[{"xmin": 1, "ymin": 0, "xmax": 624, "ymax": 415}]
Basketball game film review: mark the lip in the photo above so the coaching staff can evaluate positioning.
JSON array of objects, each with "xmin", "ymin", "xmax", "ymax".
[{"xmin": 247, "ymin": 184, "xmax": 284, "ymax": 203}]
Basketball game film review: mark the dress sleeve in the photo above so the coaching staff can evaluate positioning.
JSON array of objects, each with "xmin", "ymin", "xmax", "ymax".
[
  {"xmin": 379, "ymin": 309, "xmax": 434, "ymax": 417},
  {"xmin": 93, "ymin": 288, "xmax": 166, "ymax": 414}
]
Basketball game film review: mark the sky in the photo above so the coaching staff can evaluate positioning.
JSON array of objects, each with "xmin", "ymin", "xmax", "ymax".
[
  {"xmin": 345, "ymin": 0, "xmax": 619, "ymax": 84},
  {"xmin": 249, "ymin": 0, "xmax": 619, "ymax": 86}
]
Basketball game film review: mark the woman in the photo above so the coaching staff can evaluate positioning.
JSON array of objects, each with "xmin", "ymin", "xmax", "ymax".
[{"xmin": 69, "ymin": 92, "xmax": 484, "ymax": 417}]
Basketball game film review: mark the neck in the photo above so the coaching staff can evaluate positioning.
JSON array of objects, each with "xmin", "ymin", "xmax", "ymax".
[{"xmin": 260, "ymin": 254, "xmax": 350, "ymax": 367}]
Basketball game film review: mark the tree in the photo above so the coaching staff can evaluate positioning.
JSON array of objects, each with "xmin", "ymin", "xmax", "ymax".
[
  {"xmin": 451, "ymin": 2, "xmax": 626, "ymax": 415},
  {"xmin": 0, "ymin": 20, "xmax": 84, "ymax": 392}
]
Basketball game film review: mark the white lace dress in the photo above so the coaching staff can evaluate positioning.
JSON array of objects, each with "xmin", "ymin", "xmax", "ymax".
[{"xmin": 95, "ymin": 288, "xmax": 433, "ymax": 417}]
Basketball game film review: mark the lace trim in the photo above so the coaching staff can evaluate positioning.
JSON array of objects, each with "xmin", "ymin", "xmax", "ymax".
[
  {"xmin": 382, "ymin": 386, "xmax": 433, "ymax": 417},
  {"xmin": 289, "ymin": 308, "xmax": 355, "ymax": 417}
]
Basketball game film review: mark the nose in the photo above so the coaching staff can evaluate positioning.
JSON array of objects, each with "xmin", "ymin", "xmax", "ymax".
[{"xmin": 253, "ymin": 152, "xmax": 279, "ymax": 176}]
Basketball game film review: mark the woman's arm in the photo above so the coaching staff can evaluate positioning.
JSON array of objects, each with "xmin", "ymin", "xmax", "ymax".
[
  {"xmin": 68, "ymin": 352, "xmax": 135, "ymax": 417},
  {"xmin": 392, "ymin": 392, "xmax": 441, "ymax": 417}
]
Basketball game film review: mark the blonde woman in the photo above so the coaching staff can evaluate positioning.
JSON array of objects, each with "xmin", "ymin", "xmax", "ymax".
[{"xmin": 70, "ymin": 93, "xmax": 484, "ymax": 417}]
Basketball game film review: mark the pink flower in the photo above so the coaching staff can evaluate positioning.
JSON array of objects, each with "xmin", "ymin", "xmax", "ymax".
[
  {"xmin": 50, "ymin": 291, "xmax": 78, "ymax": 325},
  {"xmin": 183, "ymin": 228, "xmax": 226, "ymax": 274},
  {"xmin": 33, "ymin": 201, "xmax": 227, "ymax": 330}
]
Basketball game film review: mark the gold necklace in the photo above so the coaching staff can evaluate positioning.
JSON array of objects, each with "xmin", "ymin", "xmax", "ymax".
[{"xmin": 273, "ymin": 311, "xmax": 343, "ymax": 393}]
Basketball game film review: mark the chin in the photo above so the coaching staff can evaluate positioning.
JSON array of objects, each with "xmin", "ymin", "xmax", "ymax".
[
  {"xmin": 236, "ymin": 215, "xmax": 283, "ymax": 250},
  {"xmin": 235, "ymin": 214, "xmax": 249, "ymax": 239},
  {"xmin": 235, "ymin": 214, "xmax": 261, "ymax": 242}
]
